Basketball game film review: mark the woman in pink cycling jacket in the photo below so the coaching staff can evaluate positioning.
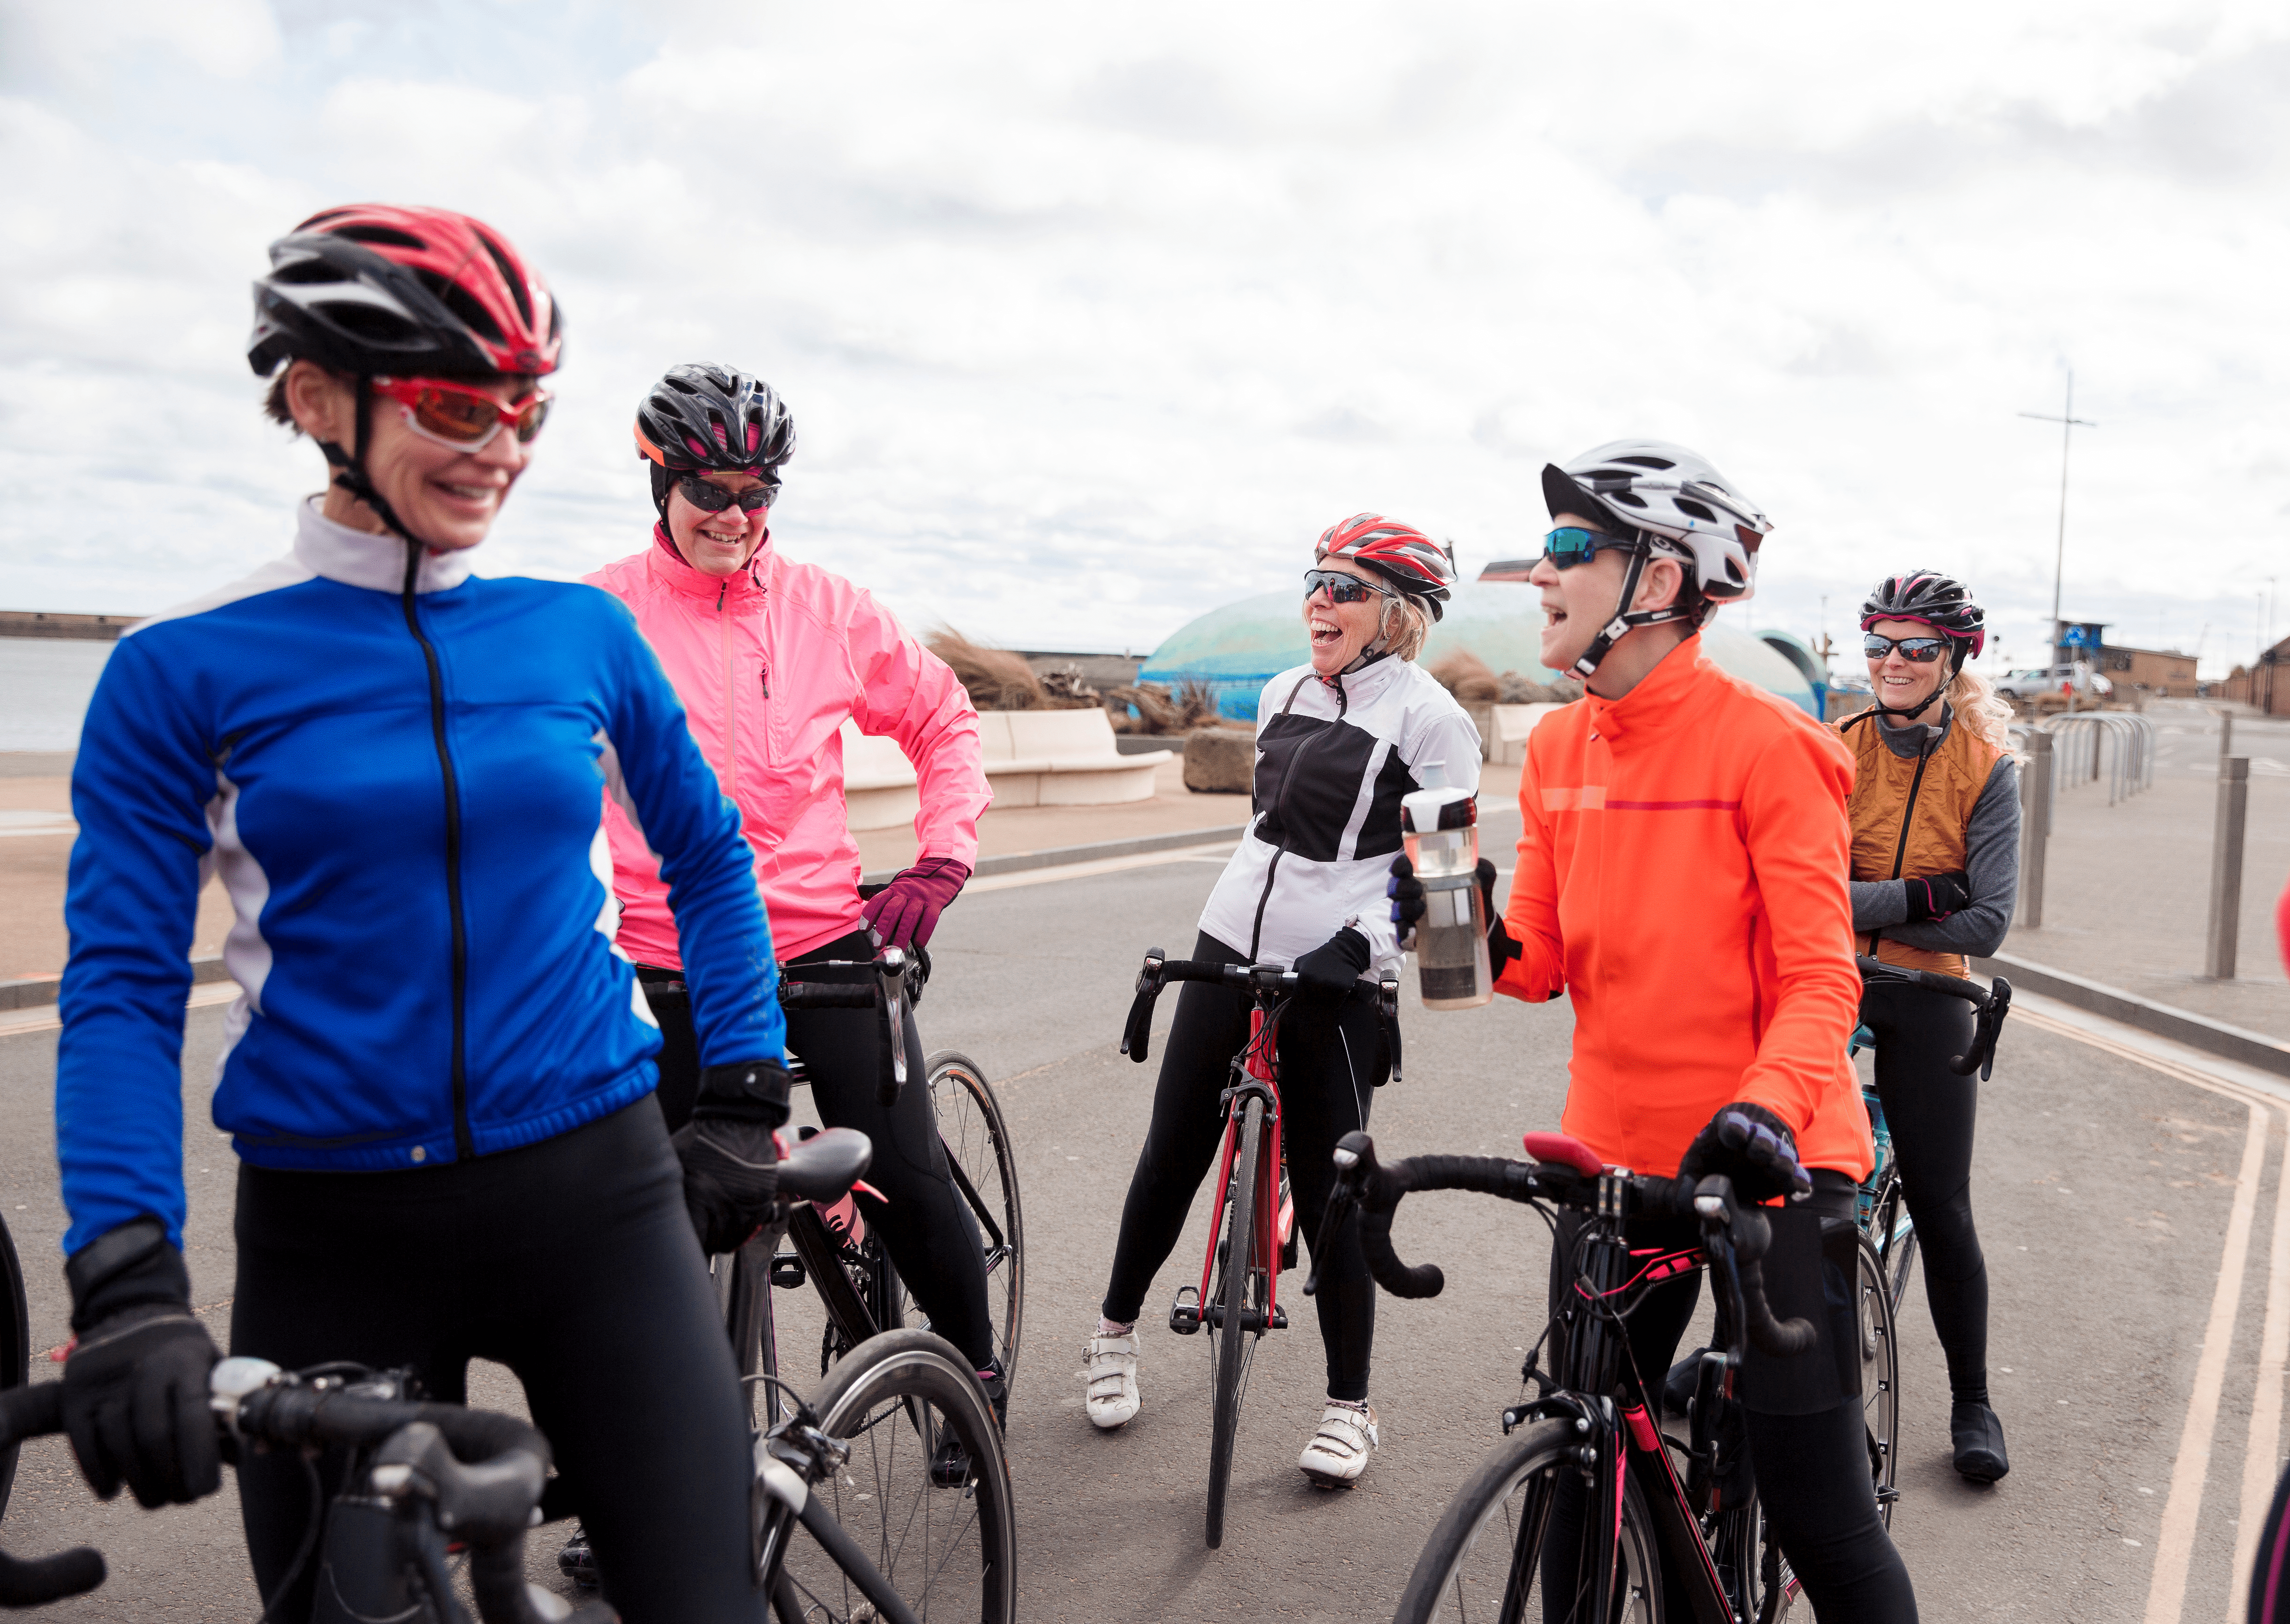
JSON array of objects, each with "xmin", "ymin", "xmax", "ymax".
[{"xmin": 582, "ymin": 363, "xmax": 1000, "ymax": 1483}]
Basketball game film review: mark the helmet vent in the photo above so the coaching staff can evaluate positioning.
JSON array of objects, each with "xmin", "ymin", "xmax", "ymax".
[
  {"xmin": 1613, "ymin": 455, "xmax": 1675, "ymax": 470},
  {"xmin": 474, "ymin": 231, "xmax": 534, "ymax": 329},
  {"xmin": 416, "ymin": 270, "xmax": 505, "ymax": 346},
  {"xmin": 327, "ymin": 303, "xmax": 418, "ymax": 344},
  {"xmin": 665, "ymin": 375, "xmax": 698, "ymax": 395},
  {"xmin": 331, "ymin": 224, "xmax": 428, "ymax": 251},
  {"xmin": 1609, "ymin": 491, "xmax": 1647, "ymax": 508},
  {"xmin": 1674, "ymin": 497, "xmax": 1718, "ymax": 523}
]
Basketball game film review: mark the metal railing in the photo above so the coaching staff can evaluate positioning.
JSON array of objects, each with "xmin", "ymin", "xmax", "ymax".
[{"xmin": 2036, "ymin": 712, "xmax": 2156, "ymax": 805}]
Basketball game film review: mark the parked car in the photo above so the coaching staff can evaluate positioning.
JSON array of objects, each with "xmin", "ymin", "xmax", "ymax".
[{"xmin": 1996, "ymin": 662, "xmax": 2113, "ymax": 700}]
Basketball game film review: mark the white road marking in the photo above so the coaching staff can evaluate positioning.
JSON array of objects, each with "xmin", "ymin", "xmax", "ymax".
[
  {"xmin": 0, "ymin": 979, "xmax": 238, "ymax": 1038},
  {"xmin": 2014, "ymin": 997, "xmax": 2287, "ymax": 1624},
  {"xmin": 965, "ymin": 842, "xmax": 1238, "ymax": 894}
]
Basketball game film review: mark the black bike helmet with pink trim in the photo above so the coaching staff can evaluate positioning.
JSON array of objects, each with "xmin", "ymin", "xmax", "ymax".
[
  {"xmin": 1315, "ymin": 513, "xmax": 1455, "ymax": 621},
  {"xmin": 1860, "ymin": 569, "xmax": 1987, "ymax": 662},
  {"xmin": 634, "ymin": 365, "xmax": 797, "ymax": 518}
]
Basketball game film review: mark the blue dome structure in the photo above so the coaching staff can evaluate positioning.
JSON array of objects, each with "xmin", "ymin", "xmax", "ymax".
[{"xmin": 1140, "ymin": 580, "xmax": 1818, "ymax": 719}]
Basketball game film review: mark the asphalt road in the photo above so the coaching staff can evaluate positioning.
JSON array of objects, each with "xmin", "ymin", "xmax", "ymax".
[{"xmin": 0, "ymin": 839, "xmax": 2282, "ymax": 1621}]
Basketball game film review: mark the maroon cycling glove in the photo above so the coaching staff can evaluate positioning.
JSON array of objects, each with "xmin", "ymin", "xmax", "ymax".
[{"xmin": 861, "ymin": 856, "xmax": 971, "ymax": 949}]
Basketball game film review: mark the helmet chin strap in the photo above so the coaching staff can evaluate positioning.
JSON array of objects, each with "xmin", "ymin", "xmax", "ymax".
[
  {"xmin": 318, "ymin": 376, "xmax": 439, "ymax": 591},
  {"xmin": 1568, "ymin": 544, "xmax": 1695, "ymax": 681}
]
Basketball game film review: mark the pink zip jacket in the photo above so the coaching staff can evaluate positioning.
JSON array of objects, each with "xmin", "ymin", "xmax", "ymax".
[{"xmin": 588, "ymin": 529, "xmax": 989, "ymax": 966}]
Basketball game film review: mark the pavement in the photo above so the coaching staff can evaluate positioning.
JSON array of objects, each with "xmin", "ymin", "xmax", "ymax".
[{"xmin": 4, "ymin": 828, "xmax": 2290, "ymax": 1620}]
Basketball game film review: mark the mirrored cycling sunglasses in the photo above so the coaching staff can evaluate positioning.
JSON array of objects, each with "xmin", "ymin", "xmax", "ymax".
[
  {"xmin": 1539, "ymin": 525, "xmax": 1643, "ymax": 570},
  {"xmin": 371, "ymin": 377, "xmax": 550, "ymax": 450},
  {"xmin": 1302, "ymin": 568, "xmax": 1395, "ymax": 605},
  {"xmin": 1863, "ymin": 633, "xmax": 1949, "ymax": 663},
  {"xmin": 676, "ymin": 474, "xmax": 776, "ymax": 515}
]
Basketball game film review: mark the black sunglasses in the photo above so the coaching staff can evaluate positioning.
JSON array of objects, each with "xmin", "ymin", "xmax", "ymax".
[
  {"xmin": 1863, "ymin": 633, "xmax": 1949, "ymax": 664},
  {"xmin": 1539, "ymin": 525, "xmax": 1644, "ymax": 570},
  {"xmin": 1303, "ymin": 568, "xmax": 1395, "ymax": 605},
  {"xmin": 676, "ymin": 474, "xmax": 776, "ymax": 515}
]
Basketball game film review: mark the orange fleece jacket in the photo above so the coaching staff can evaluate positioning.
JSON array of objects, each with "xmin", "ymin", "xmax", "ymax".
[{"xmin": 1497, "ymin": 638, "xmax": 1873, "ymax": 1181}]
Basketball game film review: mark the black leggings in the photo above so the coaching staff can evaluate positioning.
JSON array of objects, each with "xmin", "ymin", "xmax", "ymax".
[
  {"xmin": 1541, "ymin": 1191, "xmax": 1917, "ymax": 1621},
  {"xmin": 231, "ymin": 1102, "xmax": 762, "ymax": 1624},
  {"xmin": 1860, "ymin": 980, "xmax": 1989, "ymax": 1405},
  {"xmin": 642, "ymin": 930, "xmax": 996, "ymax": 1371},
  {"xmin": 1101, "ymin": 931, "xmax": 1388, "ymax": 1402}
]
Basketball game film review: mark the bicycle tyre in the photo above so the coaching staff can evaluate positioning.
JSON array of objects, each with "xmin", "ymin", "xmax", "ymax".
[
  {"xmin": 1870, "ymin": 1170, "xmax": 1918, "ymax": 1320},
  {"xmin": 923, "ymin": 1050, "xmax": 1025, "ymax": 1386},
  {"xmin": 782, "ymin": 1327, "xmax": 1017, "ymax": 1624},
  {"xmin": 1205, "ymin": 1096, "xmax": 1264, "ymax": 1550},
  {"xmin": 0, "ymin": 1215, "xmax": 25, "ymax": 1522},
  {"xmin": 1855, "ymin": 1229, "xmax": 1900, "ymax": 1529},
  {"xmin": 1393, "ymin": 1418, "xmax": 1664, "ymax": 1623}
]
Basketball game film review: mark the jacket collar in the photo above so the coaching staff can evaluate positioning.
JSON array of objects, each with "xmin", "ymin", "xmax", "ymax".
[
  {"xmin": 1310, "ymin": 652, "xmax": 1407, "ymax": 708},
  {"xmin": 293, "ymin": 496, "xmax": 474, "ymax": 595},
  {"xmin": 647, "ymin": 523, "xmax": 769, "ymax": 604},
  {"xmin": 1583, "ymin": 633, "xmax": 1714, "ymax": 750},
  {"xmin": 1873, "ymin": 702, "xmax": 1953, "ymax": 759}
]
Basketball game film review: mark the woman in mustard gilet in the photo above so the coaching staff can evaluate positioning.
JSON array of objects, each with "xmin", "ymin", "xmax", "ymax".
[{"xmin": 1842, "ymin": 569, "xmax": 2020, "ymax": 1485}]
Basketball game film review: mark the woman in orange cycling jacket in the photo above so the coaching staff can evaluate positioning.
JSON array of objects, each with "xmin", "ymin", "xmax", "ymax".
[{"xmin": 1843, "ymin": 569, "xmax": 2020, "ymax": 1485}]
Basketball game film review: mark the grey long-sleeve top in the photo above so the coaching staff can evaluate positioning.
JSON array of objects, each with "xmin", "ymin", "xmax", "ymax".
[{"xmin": 1846, "ymin": 704, "xmax": 2020, "ymax": 958}]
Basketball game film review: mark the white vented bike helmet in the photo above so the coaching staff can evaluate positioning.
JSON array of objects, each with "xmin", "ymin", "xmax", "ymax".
[{"xmin": 1540, "ymin": 440, "xmax": 1773, "ymax": 679}]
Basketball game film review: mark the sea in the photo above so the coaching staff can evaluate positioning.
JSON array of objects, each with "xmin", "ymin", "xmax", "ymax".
[{"xmin": 1, "ymin": 637, "xmax": 113, "ymax": 755}]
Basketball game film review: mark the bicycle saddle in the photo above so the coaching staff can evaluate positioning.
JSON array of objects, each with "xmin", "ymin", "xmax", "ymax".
[
  {"xmin": 777, "ymin": 1126, "xmax": 873, "ymax": 1203},
  {"xmin": 1522, "ymin": 1132, "xmax": 1603, "ymax": 1176}
]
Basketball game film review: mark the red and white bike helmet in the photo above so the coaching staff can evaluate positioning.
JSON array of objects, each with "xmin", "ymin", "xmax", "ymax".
[{"xmin": 1315, "ymin": 514, "xmax": 1457, "ymax": 621}]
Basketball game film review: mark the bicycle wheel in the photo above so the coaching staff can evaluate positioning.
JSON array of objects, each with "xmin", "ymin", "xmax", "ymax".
[
  {"xmin": 1854, "ymin": 1230, "xmax": 1900, "ymax": 1528},
  {"xmin": 923, "ymin": 1050, "xmax": 1025, "ymax": 1386},
  {"xmin": 1869, "ymin": 1169, "xmax": 1918, "ymax": 1320},
  {"xmin": 776, "ymin": 1327, "xmax": 1017, "ymax": 1624},
  {"xmin": 1393, "ymin": 1418, "xmax": 1663, "ymax": 1623},
  {"xmin": 1205, "ymin": 1096, "xmax": 1265, "ymax": 1550},
  {"xmin": 0, "ymin": 1215, "xmax": 25, "ymax": 1522}
]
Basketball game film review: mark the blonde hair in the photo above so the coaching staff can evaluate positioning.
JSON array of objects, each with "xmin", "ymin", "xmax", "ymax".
[
  {"xmin": 1947, "ymin": 664, "xmax": 2014, "ymax": 753},
  {"xmin": 1381, "ymin": 594, "xmax": 1432, "ymax": 663}
]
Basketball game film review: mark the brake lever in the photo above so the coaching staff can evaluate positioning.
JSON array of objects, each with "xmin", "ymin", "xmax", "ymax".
[
  {"xmin": 1952, "ymin": 976, "xmax": 2011, "ymax": 1080},
  {"xmin": 1302, "ymin": 1145, "xmax": 1366, "ymax": 1298},
  {"xmin": 876, "ymin": 947, "xmax": 909, "ymax": 1102}
]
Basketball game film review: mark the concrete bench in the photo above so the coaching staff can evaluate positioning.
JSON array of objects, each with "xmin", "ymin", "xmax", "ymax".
[
  {"xmin": 981, "ymin": 710, "xmax": 1170, "ymax": 807},
  {"xmin": 839, "ymin": 711, "xmax": 1175, "ymax": 827},
  {"xmin": 1487, "ymin": 702, "xmax": 1569, "ymax": 765}
]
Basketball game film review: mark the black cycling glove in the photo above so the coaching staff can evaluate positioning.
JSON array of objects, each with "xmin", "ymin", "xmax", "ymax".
[
  {"xmin": 1388, "ymin": 856, "xmax": 1519, "ymax": 975},
  {"xmin": 62, "ymin": 1218, "xmax": 222, "ymax": 1509},
  {"xmin": 1901, "ymin": 870, "xmax": 1971, "ymax": 922},
  {"xmin": 1293, "ymin": 927, "xmax": 1371, "ymax": 1001},
  {"xmin": 1676, "ymin": 1101, "xmax": 1812, "ymax": 1205},
  {"xmin": 672, "ymin": 1059, "xmax": 793, "ymax": 1256}
]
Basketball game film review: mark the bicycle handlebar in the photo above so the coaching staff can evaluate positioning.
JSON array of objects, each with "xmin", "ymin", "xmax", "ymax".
[
  {"xmin": 777, "ymin": 946, "xmax": 918, "ymax": 1104},
  {"xmin": 1117, "ymin": 948, "xmax": 1400, "ymax": 1072},
  {"xmin": 1854, "ymin": 955, "xmax": 2014, "ymax": 1080},
  {"xmin": 1312, "ymin": 1132, "xmax": 1817, "ymax": 1360},
  {"xmin": 0, "ymin": 1361, "xmax": 608, "ymax": 1621}
]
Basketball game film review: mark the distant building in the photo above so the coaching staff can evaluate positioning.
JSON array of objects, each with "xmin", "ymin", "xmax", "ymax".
[
  {"xmin": 2221, "ymin": 633, "xmax": 2289, "ymax": 716},
  {"xmin": 2049, "ymin": 620, "xmax": 2200, "ymax": 699}
]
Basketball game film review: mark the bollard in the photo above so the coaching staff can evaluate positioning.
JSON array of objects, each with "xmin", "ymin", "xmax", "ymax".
[
  {"xmin": 2205, "ymin": 757, "xmax": 2250, "ymax": 979},
  {"xmin": 2020, "ymin": 729, "xmax": 2054, "ymax": 929},
  {"xmin": 2220, "ymin": 710, "xmax": 2234, "ymax": 763}
]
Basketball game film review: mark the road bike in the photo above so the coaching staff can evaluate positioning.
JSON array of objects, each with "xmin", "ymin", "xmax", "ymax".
[
  {"xmin": 0, "ymin": 1354, "xmax": 614, "ymax": 1622},
  {"xmin": 721, "ymin": 946, "xmax": 1023, "ymax": 1426},
  {"xmin": 1118, "ymin": 947, "xmax": 1400, "ymax": 1549},
  {"xmin": 1317, "ymin": 1128, "xmax": 1825, "ymax": 1624},
  {"xmin": 0, "ymin": 1212, "xmax": 25, "ymax": 1528}
]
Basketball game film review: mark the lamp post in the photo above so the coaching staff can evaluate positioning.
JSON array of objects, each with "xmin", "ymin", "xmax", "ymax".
[{"xmin": 2021, "ymin": 371, "xmax": 2098, "ymax": 665}]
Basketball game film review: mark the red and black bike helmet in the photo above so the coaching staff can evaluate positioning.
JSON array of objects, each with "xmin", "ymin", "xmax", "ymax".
[
  {"xmin": 1315, "ymin": 514, "xmax": 1457, "ymax": 621},
  {"xmin": 246, "ymin": 205, "xmax": 563, "ymax": 551}
]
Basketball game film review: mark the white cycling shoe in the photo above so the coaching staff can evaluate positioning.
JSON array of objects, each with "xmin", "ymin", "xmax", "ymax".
[
  {"xmin": 1081, "ymin": 1332, "xmax": 1140, "ymax": 1429},
  {"xmin": 1298, "ymin": 1399, "xmax": 1378, "ymax": 1486}
]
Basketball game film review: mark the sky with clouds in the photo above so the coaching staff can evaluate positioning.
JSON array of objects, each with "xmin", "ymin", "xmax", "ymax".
[{"xmin": 3, "ymin": 0, "xmax": 2286, "ymax": 675}]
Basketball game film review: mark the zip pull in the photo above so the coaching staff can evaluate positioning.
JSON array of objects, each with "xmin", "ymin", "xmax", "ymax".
[
  {"xmin": 760, "ymin": 664, "xmax": 770, "ymax": 700},
  {"xmin": 717, "ymin": 579, "xmax": 728, "ymax": 611}
]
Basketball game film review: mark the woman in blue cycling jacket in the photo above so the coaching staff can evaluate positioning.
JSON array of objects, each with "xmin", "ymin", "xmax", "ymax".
[{"xmin": 53, "ymin": 205, "xmax": 785, "ymax": 1623}]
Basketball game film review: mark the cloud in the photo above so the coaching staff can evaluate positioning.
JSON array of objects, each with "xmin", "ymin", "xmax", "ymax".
[{"xmin": 0, "ymin": 0, "xmax": 2284, "ymax": 671}]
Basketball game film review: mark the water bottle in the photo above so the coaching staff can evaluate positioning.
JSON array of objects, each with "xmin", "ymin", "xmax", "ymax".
[{"xmin": 1401, "ymin": 762, "xmax": 1492, "ymax": 1010}]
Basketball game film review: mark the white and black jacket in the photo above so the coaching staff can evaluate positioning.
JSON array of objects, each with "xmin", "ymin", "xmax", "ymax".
[{"xmin": 1198, "ymin": 656, "xmax": 1483, "ymax": 982}]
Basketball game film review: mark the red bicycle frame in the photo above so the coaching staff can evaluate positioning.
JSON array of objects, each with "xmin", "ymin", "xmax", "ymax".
[{"xmin": 1193, "ymin": 1005, "xmax": 1294, "ymax": 1330}]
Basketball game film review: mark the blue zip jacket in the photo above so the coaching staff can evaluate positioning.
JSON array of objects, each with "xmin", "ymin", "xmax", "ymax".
[{"xmin": 57, "ymin": 501, "xmax": 786, "ymax": 1255}]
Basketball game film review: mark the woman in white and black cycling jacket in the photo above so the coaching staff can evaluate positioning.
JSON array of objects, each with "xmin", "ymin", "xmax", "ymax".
[
  {"xmin": 1080, "ymin": 515, "xmax": 1479, "ymax": 1488},
  {"xmin": 1842, "ymin": 569, "xmax": 2021, "ymax": 1485}
]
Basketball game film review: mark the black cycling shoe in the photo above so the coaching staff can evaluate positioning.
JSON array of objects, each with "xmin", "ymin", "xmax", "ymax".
[
  {"xmin": 1951, "ymin": 1400, "xmax": 2010, "ymax": 1483},
  {"xmin": 557, "ymin": 1522, "xmax": 599, "ymax": 1588},
  {"xmin": 929, "ymin": 1360, "xmax": 1009, "ymax": 1488}
]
